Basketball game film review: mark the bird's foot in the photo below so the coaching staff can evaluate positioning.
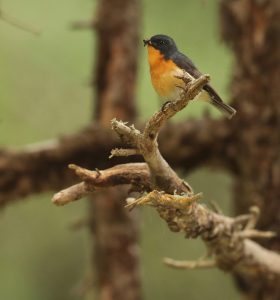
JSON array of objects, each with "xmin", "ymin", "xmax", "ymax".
[{"xmin": 161, "ymin": 100, "xmax": 172, "ymax": 112}]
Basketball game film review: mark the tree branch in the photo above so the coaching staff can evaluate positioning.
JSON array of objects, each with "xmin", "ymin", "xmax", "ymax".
[
  {"xmin": 111, "ymin": 73, "xmax": 210, "ymax": 194},
  {"xmin": 0, "ymin": 7, "xmax": 41, "ymax": 35},
  {"xmin": 51, "ymin": 72, "xmax": 280, "ymax": 284},
  {"xmin": 143, "ymin": 73, "xmax": 210, "ymax": 140},
  {"xmin": 52, "ymin": 163, "xmax": 151, "ymax": 206},
  {"xmin": 164, "ymin": 258, "xmax": 216, "ymax": 269},
  {"xmin": 0, "ymin": 117, "xmax": 234, "ymax": 207},
  {"xmin": 129, "ymin": 191, "xmax": 280, "ymax": 278}
]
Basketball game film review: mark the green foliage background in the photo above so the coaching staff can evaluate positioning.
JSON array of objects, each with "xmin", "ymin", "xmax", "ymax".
[{"xmin": 0, "ymin": 0, "xmax": 239, "ymax": 299}]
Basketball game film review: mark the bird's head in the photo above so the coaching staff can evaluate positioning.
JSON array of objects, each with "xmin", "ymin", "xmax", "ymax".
[{"xmin": 143, "ymin": 34, "xmax": 177, "ymax": 58}]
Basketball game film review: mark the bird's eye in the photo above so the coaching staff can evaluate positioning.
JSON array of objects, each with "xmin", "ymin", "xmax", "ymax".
[{"xmin": 159, "ymin": 40, "xmax": 165, "ymax": 45}]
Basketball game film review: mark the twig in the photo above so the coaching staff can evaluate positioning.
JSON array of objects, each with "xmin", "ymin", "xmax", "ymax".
[
  {"xmin": 125, "ymin": 190, "xmax": 203, "ymax": 210},
  {"xmin": 0, "ymin": 118, "xmax": 231, "ymax": 208},
  {"xmin": 164, "ymin": 257, "xmax": 216, "ymax": 269},
  {"xmin": 111, "ymin": 74, "xmax": 209, "ymax": 194},
  {"xmin": 143, "ymin": 73, "xmax": 210, "ymax": 141},
  {"xmin": 52, "ymin": 182, "xmax": 91, "ymax": 206},
  {"xmin": 244, "ymin": 206, "xmax": 260, "ymax": 230},
  {"xmin": 51, "ymin": 69, "xmax": 280, "ymax": 281},
  {"xmin": 110, "ymin": 148, "xmax": 141, "ymax": 158},
  {"xmin": 52, "ymin": 163, "xmax": 151, "ymax": 206},
  {"xmin": 0, "ymin": 9, "xmax": 41, "ymax": 35},
  {"xmin": 238, "ymin": 229, "xmax": 276, "ymax": 239},
  {"xmin": 131, "ymin": 191, "xmax": 280, "ymax": 277}
]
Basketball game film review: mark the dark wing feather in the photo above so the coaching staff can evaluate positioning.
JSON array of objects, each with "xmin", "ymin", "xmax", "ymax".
[
  {"xmin": 203, "ymin": 84, "xmax": 224, "ymax": 103},
  {"xmin": 171, "ymin": 51, "xmax": 236, "ymax": 118},
  {"xmin": 171, "ymin": 52, "xmax": 202, "ymax": 78},
  {"xmin": 171, "ymin": 51, "xmax": 221, "ymax": 100}
]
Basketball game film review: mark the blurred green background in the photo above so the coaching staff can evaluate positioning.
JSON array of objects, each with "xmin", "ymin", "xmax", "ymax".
[{"xmin": 0, "ymin": 0, "xmax": 239, "ymax": 299}]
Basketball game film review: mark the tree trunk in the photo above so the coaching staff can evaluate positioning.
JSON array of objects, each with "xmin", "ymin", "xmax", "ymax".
[
  {"xmin": 89, "ymin": 0, "xmax": 141, "ymax": 299},
  {"xmin": 220, "ymin": 0, "xmax": 280, "ymax": 298}
]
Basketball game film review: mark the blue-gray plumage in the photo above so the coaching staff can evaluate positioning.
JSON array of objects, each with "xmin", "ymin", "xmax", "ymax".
[{"xmin": 144, "ymin": 34, "xmax": 236, "ymax": 118}]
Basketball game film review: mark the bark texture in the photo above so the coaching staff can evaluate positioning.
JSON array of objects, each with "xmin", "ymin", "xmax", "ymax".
[
  {"xmin": 94, "ymin": 0, "xmax": 139, "ymax": 124},
  {"xmin": 220, "ymin": 0, "xmax": 280, "ymax": 298},
  {"xmin": 0, "ymin": 118, "xmax": 232, "ymax": 207},
  {"xmin": 89, "ymin": 0, "xmax": 141, "ymax": 299}
]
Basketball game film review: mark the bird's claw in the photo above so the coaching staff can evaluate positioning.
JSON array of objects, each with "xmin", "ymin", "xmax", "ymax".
[{"xmin": 161, "ymin": 101, "xmax": 172, "ymax": 112}]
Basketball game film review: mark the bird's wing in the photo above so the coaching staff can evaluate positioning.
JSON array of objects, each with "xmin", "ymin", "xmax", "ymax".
[
  {"xmin": 171, "ymin": 52, "xmax": 202, "ymax": 78},
  {"xmin": 171, "ymin": 52, "xmax": 224, "ymax": 103},
  {"xmin": 203, "ymin": 84, "xmax": 224, "ymax": 103}
]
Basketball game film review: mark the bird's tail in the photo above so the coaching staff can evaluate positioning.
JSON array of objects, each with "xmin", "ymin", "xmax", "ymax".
[{"xmin": 209, "ymin": 97, "xmax": 236, "ymax": 119}]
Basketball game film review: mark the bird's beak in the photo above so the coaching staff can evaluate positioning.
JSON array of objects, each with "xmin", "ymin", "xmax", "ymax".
[{"xmin": 143, "ymin": 39, "xmax": 151, "ymax": 47}]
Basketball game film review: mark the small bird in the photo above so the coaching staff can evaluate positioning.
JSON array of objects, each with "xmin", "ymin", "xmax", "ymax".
[{"xmin": 143, "ymin": 34, "xmax": 236, "ymax": 118}]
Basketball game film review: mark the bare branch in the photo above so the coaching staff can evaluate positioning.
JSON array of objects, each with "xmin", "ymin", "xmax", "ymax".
[
  {"xmin": 52, "ymin": 182, "xmax": 91, "ymax": 206},
  {"xmin": 143, "ymin": 73, "xmax": 210, "ymax": 140},
  {"xmin": 238, "ymin": 229, "xmax": 276, "ymax": 239},
  {"xmin": 110, "ymin": 148, "xmax": 141, "ymax": 158},
  {"xmin": 49, "ymin": 65, "xmax": 280, "ymax": 283},
  {"xmin": 164, "ymin": 257, "xmax": 216, "ymax": 269},
  {"xmin": 244, "ymin": 206, "xmax": 260, "ymax": 230},
  {"xmin": 111, "ymin": 74, "xmax": 210, "ymax": 195},
  {"xmin": 0, "ymin": 8, "xmax": 41, "ymax": 35},
  {"xmin": 130, "ymin": 191, "xmax": 280, "ymax": 278},
  {"xmin": 52, "ymin": 163, "xmax": 151, "ymax": 206},
  {"xmin": 0, "ymin": 119, "xmax": 233, "ymax": 208},
  {"xmin": 125, "ymin": 191, "xmax": 202, "ymax": 210}
]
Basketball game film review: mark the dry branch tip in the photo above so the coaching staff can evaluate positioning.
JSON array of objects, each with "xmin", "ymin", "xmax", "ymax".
[
  {"xmin": 164, "ymin": 257, "xmax": 216, "ymax": 269},
  {"xmin": 110, "ymin": 148, "xmax": 141, "ymax": 158}
]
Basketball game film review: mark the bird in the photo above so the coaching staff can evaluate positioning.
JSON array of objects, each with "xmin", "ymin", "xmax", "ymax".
[{"xmin": 143, "ymin": 34, "xmax": 236, "ymax": 119}]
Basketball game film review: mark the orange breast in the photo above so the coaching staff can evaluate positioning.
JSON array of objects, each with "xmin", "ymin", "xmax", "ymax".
[{"xmin": 147, "ymin": 46, "xmax": 184, "ymax": 99}]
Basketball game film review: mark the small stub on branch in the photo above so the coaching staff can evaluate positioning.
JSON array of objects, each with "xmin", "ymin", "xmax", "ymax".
[
  {"xmin": 52, "ymin": 182, "xmax": 91, "ymax": 206},
  {"xmin": 164, "ymin": 257, "xmax": 216, "ymax": 269},
  {"xmin": 110, "ymin": 148, "xmax": 141, "ymax": 158}
]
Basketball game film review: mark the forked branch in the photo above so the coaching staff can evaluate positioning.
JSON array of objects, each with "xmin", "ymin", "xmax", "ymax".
[
  {"xmin": 129, "ymin": 191, "xmax": 280, "ymax": 278},
  {"xmin": 52, "ymin": 163, "xmax": 151, "ymax": 206},
  {"xmin": 111, "ymin": 73, "xmax": 210, "ymax": 194},
  {"xmin": 52, "ymin": 73, "xmax": 280, "ymax": 281}
]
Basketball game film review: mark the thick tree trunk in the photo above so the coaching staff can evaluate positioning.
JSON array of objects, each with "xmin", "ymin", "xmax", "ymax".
[
  {"xmin": 89, "ymin": 0, "xmax": 141, "ymax": 299},
  {"xmin": 220, "ymin": 0, "xmax": 280, "ymax": 298},
  {"xmin": 94, "ymin": 0, "xmax": 139, "ymax": 124}
]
